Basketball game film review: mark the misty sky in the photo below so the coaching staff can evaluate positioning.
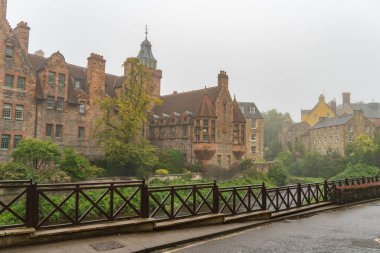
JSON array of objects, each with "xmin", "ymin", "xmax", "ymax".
[{"xmin": 6, "ymin": 0, "xmax": 380, "ymax": 121}]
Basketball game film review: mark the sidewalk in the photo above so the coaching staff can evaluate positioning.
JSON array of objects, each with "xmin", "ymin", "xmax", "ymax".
[{"xmin": 1, "ymin": 201, "xmax": 377, "ymax": 253}]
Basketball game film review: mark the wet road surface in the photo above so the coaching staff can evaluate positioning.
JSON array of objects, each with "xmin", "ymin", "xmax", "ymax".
[{"xmin": 163, "ymin": 201, "xmax": 380, "ymax": 253}]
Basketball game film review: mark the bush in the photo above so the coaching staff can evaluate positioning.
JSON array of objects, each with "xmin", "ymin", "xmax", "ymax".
[
  {"xmin": 268, "ymin": 161, "xmax": 289, "ymax": 186},
  {"xmin": 239, "ymin": 159, "xmax": 254, "ymax": 171},
  {"xmin": 155, "ymin": 169, "xmax": 169, "ymax": 176},
  {"xmin": 156, "ymin": 149, "xmax": 185, "ymax": 173},
  {"xmin": 205, "ymin": 163, "xmax": 239, "ymax": 180},
  {"xmin": 330, "ymin": 163, "xmax": 380, "ymax": 181},
  {"xmin": 0, "ymin": 162, "xmax": 28, "ymax": 180}
]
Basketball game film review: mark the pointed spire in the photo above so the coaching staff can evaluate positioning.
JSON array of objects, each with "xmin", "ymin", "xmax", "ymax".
[
  {"xmin": 137, "ymin": 25, "xmax": 157, "ymax": 69},
  {"xmin": 145, "ymin": 25, "xmax": 148, "ymax": 39}
]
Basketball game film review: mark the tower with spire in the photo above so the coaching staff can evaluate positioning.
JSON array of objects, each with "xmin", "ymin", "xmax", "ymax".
[{"xmin": 137, "ymin": 25, "xmax": 157, "ymax": 70}]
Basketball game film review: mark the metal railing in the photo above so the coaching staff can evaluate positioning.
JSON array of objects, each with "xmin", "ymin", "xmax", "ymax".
[{"xmin": 0, "ymin": 176, "xmax": 379, "ymax": 230}]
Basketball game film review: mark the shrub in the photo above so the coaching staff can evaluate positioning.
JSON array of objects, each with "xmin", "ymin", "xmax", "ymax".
[
  {"xmin": 268, "ymin": 161, "xmax": 289, "ymax": 186},
  {"xmin": 156, "ymin": 149, "xmax": 185, "ymax": 173},
  {"xmin": 239, "ymin": 159, "xmax": 254, "ymax": 171},
  {"xmin": 155, "ymin": 169, "xmax": 169, "ymax": 176},
  {"xmin": 330, "ymin": 163, "xmax": 380, "ymax": 181},
  {"xmin": 205, "ymin": 163, "xmax": 239, "ymax": 180},
  {"xmin": 0, "ymin": 162, "xmax": 28, "ymax": 180}
]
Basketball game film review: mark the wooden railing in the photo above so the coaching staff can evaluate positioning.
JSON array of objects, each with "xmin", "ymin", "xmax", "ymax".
[{"xmin": 0, "ymin": 176, "xmax": 379, "ymax": 229}]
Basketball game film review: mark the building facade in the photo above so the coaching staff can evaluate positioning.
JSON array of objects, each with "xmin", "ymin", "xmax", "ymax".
[
  {"xmin": 238, "ymin": 102, "xmax": 264, "ymax": 161},
  {"xmin": 0, "ymin": 1, "xmax": 162, "ymax": 162},
  {"xmin": 149, "ymin": 71, "xmax": 247, "ymax": 169}
]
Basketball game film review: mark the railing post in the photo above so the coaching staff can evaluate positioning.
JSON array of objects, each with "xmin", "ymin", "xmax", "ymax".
[
  {"xmin": 192, "ymin": 185, "xmax": 196, "ymax": 215},
  {"xmin": 323, "ymin": 180, "xmax": 328, "ymax": 201},
  {"xmin": 297, "ymin": 183, "xmax": 302, "ymax": 207},
  {"xmin": 362, "ymin": 176, "xmax": 365, "ymax": 184},
  {"xmin": 248, "ymin": 186, "xmax": 252, "ymax": 212},
  {"xmin": 212, "ymin": 180, "xmax": 219, "ymax": 213},
  {"xmin": 75, "ymin": 184, "xmax": 79, "ymax": 224},
  {"xmin": 345, "ymin": 178, "xmax": 349, "ymax": 186},
  {"xmin": 109, "ymin": 183, "xmax": 114, "ymax": 221},
  {"xmin": 170, "ymin": 186, "xmax": 175, "ymax": 219},
  {"xmin": 232, "ymin": 187, "xmax": 237, "ymax": 214},
  {"xmin": 261, "ymin": 182, "xmax": 267, "ymax": 210},
  {"xmin": 141, "ymin": 180, "xmax": 149, "ymax": 218},
  {"xmin": 26, "ymin": 181, "xmax": 38, "ymax": 228},
  {"xmin": 376, "ymin": 175, "xmax": 379, "ymax": 182}
]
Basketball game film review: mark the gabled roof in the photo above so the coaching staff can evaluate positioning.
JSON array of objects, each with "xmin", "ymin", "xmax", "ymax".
[
  {"xmin": 194, "ymin": 93, "xmax": 216, "ymax": 118},
  {"xmin": 238, "ymin": 102, "xmax": 263, "ymax": 119},
  {"xmin": 349, "ymin": 103, "xmax": 380, "ymax": 119},
  {"xmin": 27, "ymin": 53, "xmax": 120, "ymax": 102},
  {"xmin": 153, "ymin": 86, "xmax": 219, "ymax": 115},
  {"xmin": 233, "ymin": 99, "xmax": 246, "ymax": 123},
  {"xmin": 311, "ymin": 114, "xmax": 353, "ymax": 129}
]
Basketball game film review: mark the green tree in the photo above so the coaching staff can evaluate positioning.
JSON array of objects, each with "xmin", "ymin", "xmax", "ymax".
[
  {"xmin": 12, "ymin": 139, "xmax": 61, "ymax": 171},
  {"xmin": 156, "ymin": 149, "xmax": 185, "ymax": 173},
  {"xmin": 96, "ymin": 58, "xmax": 159, "ymax": 175},
  {"xmin": 60, "ymin": 147, "xmax": 104, "ymax": 181},
  {"xmin": 345, "ymin": 134, "xmax": 377, "ymax": 165},
  {"xmin": 268, "ymin": 160, "xmax": 289, "ymax": 186},
  {"xmin": 330, "ymin": 163, "xmax": 380, "ymax": 180},
  {"xmin": 263, "ymin": 109, "xmax": 292, "ymax": 160}
]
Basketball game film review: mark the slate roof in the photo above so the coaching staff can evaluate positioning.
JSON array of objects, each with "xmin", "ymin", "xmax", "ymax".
[
  {"xmin": 233, "ymin": 99, "xmax": 246, "ymax": 123},
  {"xmin": 194, "ymin": 93, "xmax": 216, "ymax": 118},
  {"xmin": 238, "ymin": 102, "xmax": 263, "ymax": 119},
  {"xmin": 311, "ymin": 114, "xmax": 353, "ymax": 129},
  {"xmin": 153, "ymin": 86, "xmax": 219, "ymax": 115},
  {"xmin": 137, "ymin": 38, "xmax": 156, "ymax": 61},
  {"xmin": 349, "ymin": 103, "xmax": 380, "ymax": 119}
]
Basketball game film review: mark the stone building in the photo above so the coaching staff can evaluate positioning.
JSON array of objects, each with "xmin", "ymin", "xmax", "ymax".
[
  {"xmin": 307, "ymin": 110, "xmax": 375, "ymax": 155},
  {"xmin": 149, "ymin": 71, "xmax": 247, "ymax": 169},
  {"xmin": 0, "ymin": 1, "xmax": 162, "ymax": 162},
  {"xmin": 238, "ymin": 102, "xmax": 264, "ymax": 161},
  {"xmin": 0, "ymin": 1, "xmax": 246, "ymax": 168},
  {"xmin": 301, "ymin": 94, "xmax": 336, "ymax": 127}
]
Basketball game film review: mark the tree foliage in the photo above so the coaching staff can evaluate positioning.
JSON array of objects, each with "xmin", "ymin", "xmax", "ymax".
[
  {"xmin": 263, "ymin": 109, "xmax": 292, "ymax": 161},
  {"xmin": 156, "ymin": 149, "xmax": 185, "ymax": 173},
  {"xmin": 96, "ymin": 58, "xmax": 160, "ymax": 174},
  {"xmin": 268, "ymin": 160, "xmax": 289, "ymax": 186},
  {"xmin": 346, "ymin": 134, "xmax": 377, "ymax": 165},
  {"xmin": 330, "ymin": 163, "xmax": 380, "ymax": 181}
]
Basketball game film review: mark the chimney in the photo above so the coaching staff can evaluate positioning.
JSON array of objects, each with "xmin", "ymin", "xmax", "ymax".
[
  {"xmin": 329, "ymin": 99, "xmax": 336, "ymax": 115},
  {"xmin": 34, "ymin": 50, "xmax": 45, "ymax": 57},
  {"xmin": 173, "ymin": 91, "xmax": 177, "ymax": 94},
  {"xmin": 0, "ymin": 0, "xmax": 6, "ymax": 19},
  {"xmin": 14, "ymin": 21, "xmax": 30, "ymax": 52},
  {"xmin": 218, "ymin": 70, "xmax": 228, "ymax": 89},
  {"xmin": 87, "ymin": 53, "xmax": 106, "ymax": 105},
  {"xmin": 318, "ymin": 94, "xmax": 325, "ymax": 103},
  {"xmin": 342, "ymin": 92, "xmax": 351, "ymax": 105}
]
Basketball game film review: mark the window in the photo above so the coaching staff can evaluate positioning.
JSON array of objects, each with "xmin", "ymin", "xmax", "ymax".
[
  {"xmin": 203, "ymin": 119, "xmax": 209, "ymax": 133},
  {"xmin": 5, "ymin": 75, "xmax": 13, "ymax": 88},
  {"xmin": 5, "ymin": 46, "xmax": 14, "ymax": 60},
  {"xmin": 252, "ymin": 119, "xmax": 257, "ymax": 129},
  {"xmin": 48, "ymin": 72, "xmax": 55, "ymax": 85},
  {"xmin": 46, "ymin": 124, "xmax": 53, "ymax": 138},
  {"xmin": 2, "ymin": 104, "xmax": 11, "ymax": 119},
  {"xmin": 15, "ymin": 105, "xmax": 23, "ymax": 120},
  {"xmin": 170, "ymin": 126, "xmax": 176, "ymax": 138},
  {"xmin": 203, "ymin": 134, "xmax": 209, "ymax": 142},
  {"xmin": 366, "ymin": 126, "xmax": 370, "ymax": 133},
  {"xmin": 251, "ymin": 146, "xmax": 256, "ymax": 153},
  {"xmin": 79, "ymin": 103, "xmax": 85, "ymax": 114},
  {"xmin": 251, "ymin": 133, "xmax": 256, "ymax": 142},
  {"xmin": 249, "ymin": 106, "xmax": 255, "ymax": 114},
  {"xmin": 1, "ymin": 135, "xmax": 10, "ymax": 150},
  {"xmin": 335, "ymin": 136, "xmax": 339, "ymax": 143},
  {"xmin": 211, "ymin": 120, "xmax": 215, "ymax": 143},
  {"xmin": 159, "ymin": 127, "xmax": 165, "ymax": 139},
  {"xmin": 13, "ymin": 135, "xmax": 22, "ymax": 148},
  {"xmin": 182, "ymin": 126, "xmax": 187, "ymax": 138},
  {"xmin": 217, "ymin": 155, "xmax": 221, "ymax": 165},
  {"xmin": 57, "ymin": 97, "xmax": 64, "ymax": 110},
  {"xmin": 195, "ymin": 120, "xmax": 200, "ymax": 142},
  {"xmin": 55, "ymin": 125, "xmax": 63, "ymax": 139},
  {"xmin": 223, "ymin": 102, "xmax": 227, "ymax": 113},
  {"xmin": 58, "ymin": 74, "xmax": 65, "ymax": 86},
  {"xmin": 74, "ymin": 79, "xmax": 81, "ymax": 89},
  {"xmin": 241, "ymin": 125, "xmax": 245, "ymax": 144},
  {"xmin": 233, "ymin": 124, "xmax": 240, "ymax": 144},
  {"xmin": 17, "ymin": 77, "xmax": 25, "ymax": 90},
  {"xmin": 78, "ymin": 127, "xmax": 85, "ymax": 140},
  {"xmin": 47, "ymin": 96, "xmax": 54, "ymax": 109},
  {"xmin": 240, "ymin": 106, "xmax": 244, "ymax": 113},
  {"xmin": 227, "ymin": 155, "xmax": 231, "ymax": 165},
  {"xmin": 348, "ymin": 125, "xmax": 353, "ymax": 132}
]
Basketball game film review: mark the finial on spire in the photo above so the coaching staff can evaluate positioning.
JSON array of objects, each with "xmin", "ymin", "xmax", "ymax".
[{"xmin": 145, "ymin": 25, "xmax": 148, "ymax": 39}]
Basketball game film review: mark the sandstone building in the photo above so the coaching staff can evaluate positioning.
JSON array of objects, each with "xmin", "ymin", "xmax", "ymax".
[
  {"xmin": 0, "ymin": 1, "xmax": 253, "ymax": 168},
  {"xmin": 238, "ymin": 102, "xmax": 264, "ymax": 161}
]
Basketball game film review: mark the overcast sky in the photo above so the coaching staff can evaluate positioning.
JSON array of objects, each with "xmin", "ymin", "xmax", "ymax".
[{"xmin": 6, "ymin": 0, "xmax": 380, "ymax": 121}]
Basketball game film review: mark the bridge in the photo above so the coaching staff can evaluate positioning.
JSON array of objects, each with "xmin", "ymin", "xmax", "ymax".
[{"xmin": 0, "ymin": 176, "xmax": 379, "ymax": 251}]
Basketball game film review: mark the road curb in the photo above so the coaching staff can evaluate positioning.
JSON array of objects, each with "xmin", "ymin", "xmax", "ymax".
[{"xmin": 139, "ymin": 198, "xmax": 380, "ymax": 253}]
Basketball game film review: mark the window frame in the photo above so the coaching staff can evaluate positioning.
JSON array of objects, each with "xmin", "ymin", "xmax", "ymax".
[
  {"xmin": 48, "ymin": 71, "xmax": 55, "ymax": 85},
  {"xmin": 1, "ymin": 134, "xmax": 10, "ymax": 150},
  {"xmin": 17, "ymin": 77, "xmax": 26, "ymax": 90},
  {"xmin": 79, "ymin": 103, "xmax": 85, "ymax": 114},
  {"xmin": 45, "ymin": 124, "xmax": 53, "ymax": 138},
  {"xmin": 47, "ymin": 96, "xmax": 54, "ymax": 109},
  {"xmin": 58, "ymin": 73, "xmax": 65, "ymax": 87},
  {"xmin": 15, "ymin": 105, "xmax": 24, "ymax": 120},
  {"xmin": 57, "ymin": 97, "xmax": 64, "ymax": 111},
  {"xmin": 13, "ymin": 135, "xmax": 22, "ymax": 148},
  {"xmin": 78, "ymin": 127, "xmax": 85, "ymax": 140},
  {"xmin": 55, "ymin": 125, "xmax": 63, "ymax": 139},
  {"xmin": 5, "ymin": 46, "xmax": 14, "ymax": 60},
  {"xmin": 5, "ymin": 74, "xmax": 14, "ymax": 88},
  {"xmin": 2, "ymin": 104, "xmax": 12, "ymax": 119}
]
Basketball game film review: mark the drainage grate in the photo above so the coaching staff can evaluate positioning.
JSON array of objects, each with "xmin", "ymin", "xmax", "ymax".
[
  {"xmin": 352, "ymin": 239, "xmax": 380, "ymax": 249},
  {"xmin": 90, "ymin": 240, "xmax": 125, "ymax": 252}
]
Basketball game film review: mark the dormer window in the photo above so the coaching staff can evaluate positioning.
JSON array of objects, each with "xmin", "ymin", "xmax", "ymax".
[
  {"xmin": 48, "ymin": 72, "xmax": 55, "ymax": 85},
  {"xmin": 240, "ymin": 106, "xmax": 245, "ymax": 113},
  {"xmin": 74, "ymin": 79, "xmax": 81, "ymax": 89},
  {"xmin": 5, "ymin": 46, "xmax": 14, "ymax": 60},
  {"xmin": 249, "ymin": 106, "xmax": 255, "ymax": 114}
]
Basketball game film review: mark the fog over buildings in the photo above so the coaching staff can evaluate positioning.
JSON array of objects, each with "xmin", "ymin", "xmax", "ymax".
[{"xmin": 7, "ymin": 0, "xmax": 380, "ymax": 121}]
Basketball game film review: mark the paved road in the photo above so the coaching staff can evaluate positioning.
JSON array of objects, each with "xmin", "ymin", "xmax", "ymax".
[{"xmin": 163, "ymin": 201, "xmax": 380, "ymax": 253}]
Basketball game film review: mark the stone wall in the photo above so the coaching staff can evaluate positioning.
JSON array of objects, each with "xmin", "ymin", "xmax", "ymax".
[{"xmin": 333, "ymin": 183, "xmax": 380, "ymax": 204}]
